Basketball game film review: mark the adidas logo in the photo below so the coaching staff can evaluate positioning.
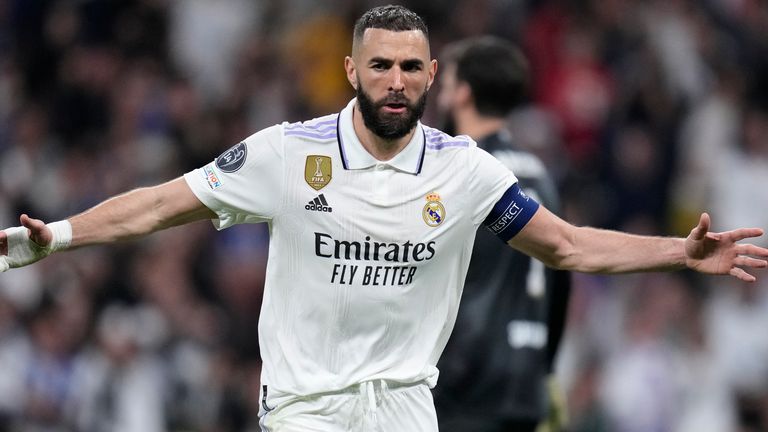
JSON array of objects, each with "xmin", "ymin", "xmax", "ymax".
[{"xmin": 305, "ymin": 194, "xmax": 333, "ymax": 213}]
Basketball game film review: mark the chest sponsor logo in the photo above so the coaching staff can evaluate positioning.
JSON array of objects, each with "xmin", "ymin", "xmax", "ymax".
[
  {"xmin": 305, "ymin": 194, "xmax": 332, "ymax": 213},
  {"xmin": 305, "ymin": 155, "xmax": 332, "ymax": 190},
  {"xmin": 216, "ymin": 142, "xmax": 247, "ymax": 173},
  {"xmin": 422, "ymin": 192, "xmax": 445, "ymax": 227},
  {"xmin": 314, "ymin": 232, "xmax": 437, "ymax": 287}
]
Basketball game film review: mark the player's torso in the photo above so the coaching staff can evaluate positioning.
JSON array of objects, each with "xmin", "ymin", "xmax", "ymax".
[
  {"xmin": 272, "ymin": 130, "xmax": 474, "ymax": 294},
  {"xmin": 259, "ymin": 119, "xmax": 479, "ymax": 388}
]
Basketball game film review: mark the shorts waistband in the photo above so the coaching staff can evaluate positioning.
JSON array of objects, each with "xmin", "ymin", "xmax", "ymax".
[
  {"xmin": 262, "ymin": 379, "xmax": 425, "ymax": 410},
  {"xmin": 321, "ymin": 379, "xmax": 423, "ymax": 396},
  {"xmin": 357, "ymin": 379, "xmax": 419, "ymax": 415}
]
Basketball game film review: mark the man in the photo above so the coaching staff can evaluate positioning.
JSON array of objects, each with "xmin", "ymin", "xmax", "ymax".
[
  {"xmin": 0, "ymin": 5, "xmax": 766, "ymax": 432},
  {"xmin": 433, "ymin": 36, "xmax": 570, "ymax": 432}
]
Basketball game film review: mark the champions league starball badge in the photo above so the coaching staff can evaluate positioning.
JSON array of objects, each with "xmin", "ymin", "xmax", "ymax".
[
  {"xmin": 216, "ymin": 142, "xmax": 248, "ymax": 173},
  {"xmin": 422, "ymin": 192, "xmax": 445, "ymax": 227}
]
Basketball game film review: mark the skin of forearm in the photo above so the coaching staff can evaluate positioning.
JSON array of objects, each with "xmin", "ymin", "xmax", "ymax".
[
  {"xmin": 556, "ymin": 226, "xmax": 687, "ymax": 274},
  {"xmin": 68, "ymin": 187, "xmax": 171, "ymax": 247},
  {"xmin": 67, "ymin": 179, "xmax": 212, "ymax": 248}
]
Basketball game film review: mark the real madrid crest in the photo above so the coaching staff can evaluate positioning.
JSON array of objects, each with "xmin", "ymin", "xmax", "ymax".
[
  {"xmin": 305, "ymin": 155, "xmax": 332, "ymax": 190},
  {"xmin": 423, "ymin": 192, "xmax": 446, "ymax": 227}
]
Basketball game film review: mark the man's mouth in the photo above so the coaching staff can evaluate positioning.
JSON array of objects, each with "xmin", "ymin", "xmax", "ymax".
[{"xmin": 382, "ymin": 102, "xmax": 407, "ymax": 114}]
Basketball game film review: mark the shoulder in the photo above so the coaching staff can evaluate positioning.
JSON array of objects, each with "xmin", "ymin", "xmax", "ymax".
[
  {"xmin": 282, "ymin": 113, "xmax": 339, "ymax": 142},
  {"xmin": 422, "ymin": 126, "xmax": 516, "ymax": 181},
  {"xmin": 422, "ymin": 125, "xmax": 475, "ymax": 152}
]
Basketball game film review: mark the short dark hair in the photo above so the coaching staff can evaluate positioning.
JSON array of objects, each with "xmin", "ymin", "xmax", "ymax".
[
  {"xmin": 353, "ymin": 5, "xmax": 428, "ymax": 46},
  {"xmin": 442, "ymin": 36, "xmax": 530, "ymax": 117}
]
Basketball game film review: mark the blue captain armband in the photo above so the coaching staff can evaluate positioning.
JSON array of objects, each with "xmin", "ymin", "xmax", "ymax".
[{"xmin": 482, "ymin": 183, "xmax": 540, "ymax": 242}]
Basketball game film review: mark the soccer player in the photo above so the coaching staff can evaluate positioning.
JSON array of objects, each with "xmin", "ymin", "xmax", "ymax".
[
  {"xmin": 433, "ymin": 36, "xmax": 570, "ymax": 432},
  {"xmin": 1, "ymin": 5, "xmax": 767, "ymax": 432}
]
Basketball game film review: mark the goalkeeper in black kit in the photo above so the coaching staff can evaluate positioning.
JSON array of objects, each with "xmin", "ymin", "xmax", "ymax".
[{"xmin": 433, "ymin": 36, "xmax": 571, "ymax": 432}]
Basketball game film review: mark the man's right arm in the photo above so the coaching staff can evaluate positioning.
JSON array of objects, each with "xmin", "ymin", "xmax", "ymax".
[
  {"xmin": 69, "ymin": 177, "xmax": 215, "ymax": 247},
  {"xmin": 0, "ymin": 177, "xmax": 215, "ymax": 270}
]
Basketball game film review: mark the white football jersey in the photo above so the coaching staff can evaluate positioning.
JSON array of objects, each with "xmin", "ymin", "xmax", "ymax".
[{"xmin": 184, "ymin": 99, "xmax": 529, "ymax": 397}]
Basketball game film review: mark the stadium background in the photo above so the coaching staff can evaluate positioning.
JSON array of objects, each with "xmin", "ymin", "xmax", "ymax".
[{"xmin": 1, "ymin": 0, "xmax": 767, "ymax": 430}]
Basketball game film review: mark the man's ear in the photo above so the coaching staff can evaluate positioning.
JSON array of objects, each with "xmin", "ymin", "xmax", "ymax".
[
  {"xmin": 344, "ymin": 56, "xmax": 358, "ymax": 90},
  {"xmin": 425, "ymin": 59, "xmax": 438, "ymax": 92}
]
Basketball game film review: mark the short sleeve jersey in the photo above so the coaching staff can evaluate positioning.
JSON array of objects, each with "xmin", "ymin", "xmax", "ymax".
[{"xmin": 184, "ymin": 99, "xmax": 533, "ymax": 397}]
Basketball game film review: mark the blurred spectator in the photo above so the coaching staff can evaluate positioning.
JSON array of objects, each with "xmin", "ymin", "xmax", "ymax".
[
  {"xmin": 524, "ymin": 2, "xmax": 616, "ymax": 167},
  {"xmin": 598, "ymin": 275, "xmax": 686, "ymax": 432},
  {"xmin": 641, "ymin": 1, "xmax": 710, "ymax": 104},
  {"xmin": 601, "ymin": 124, "xmax": 669, "ymax": 230},
  {"xmin": 709, "ymin": 104, "xmax": 768, "ymax": 238},
  {"xmin": 14, "ymin": 291, "xmax": 89, "ymax": 432},
  {"xmin": 168, "ymin": 0, "xmax": 262, "ymax": 106},
  {"xmin": 707, "ymin": 280, "xmax": 768, "ymax": 430},
  {"xmin": 671, "ymin": 283, "xmax": 734, "ymax": 432},
  {"xmin": 282, "ymin": 13, "xmax": 354, "ymax": 116},
  {"xmin": 75, "ymin": 304, "xmax": 167, "ymax": 432},
  {"xmin": 671, "ymin": 64, "xmax": 742, "ymax": 235}
]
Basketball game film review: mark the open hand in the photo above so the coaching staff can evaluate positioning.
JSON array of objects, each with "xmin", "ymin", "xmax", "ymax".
[{"xmin": 685, "ymin": 213, "xmax": 768, "ymax": 282}]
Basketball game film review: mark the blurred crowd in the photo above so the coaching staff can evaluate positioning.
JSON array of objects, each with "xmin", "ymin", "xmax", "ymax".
[{"xmin": 0, "ymin": 0, "xmax": 767, "ymax": 431}]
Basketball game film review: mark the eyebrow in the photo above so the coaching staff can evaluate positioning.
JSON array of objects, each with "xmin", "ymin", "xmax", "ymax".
[{"xmin": 368, "ymin": 57, "xmax": 425, "ymax": 68}]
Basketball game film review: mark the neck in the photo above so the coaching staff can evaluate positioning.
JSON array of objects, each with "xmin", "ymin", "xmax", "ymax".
[
  {"xmin": 352, "ymin": 103, "xmax": 416, "ymax": 161},
  {"xmin": 454, "ymin": 108, "xmax": 505, "ymax": 141}
]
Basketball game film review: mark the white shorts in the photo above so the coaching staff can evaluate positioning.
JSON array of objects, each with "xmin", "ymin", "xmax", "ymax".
[{"xmin": 259, "ymin": 380, "xmax": 439, "ymax": 432}]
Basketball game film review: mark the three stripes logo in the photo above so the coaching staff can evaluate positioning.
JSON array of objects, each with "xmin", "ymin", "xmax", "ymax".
[{"xmin": 305, "ymin": 194, "xmax": 333, "ymax": 213}]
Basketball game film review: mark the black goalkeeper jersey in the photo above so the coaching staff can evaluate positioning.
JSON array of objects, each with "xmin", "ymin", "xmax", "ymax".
[{"xmin": 434, "ymin": 130, "xmax": 571, "ymax": 430}]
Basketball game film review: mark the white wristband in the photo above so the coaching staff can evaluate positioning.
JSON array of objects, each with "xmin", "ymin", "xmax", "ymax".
[{"xmin": 46, "ymin": 220, "xmax": 72, "ymax": 252}]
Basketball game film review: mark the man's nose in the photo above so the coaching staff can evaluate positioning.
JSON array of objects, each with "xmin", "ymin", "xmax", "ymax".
[{"xmin": 388, "ymin": 68, "xmax": 405, "ymax": 92}]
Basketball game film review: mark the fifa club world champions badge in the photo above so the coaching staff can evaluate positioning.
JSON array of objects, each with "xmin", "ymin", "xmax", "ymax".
[
  {"xmin": 423, "ymin": 192, "xmax": 445, "ymax": 227},
  {"xmin": 305, "ymin": 155, "xmax": 332, "ymax": 191}
]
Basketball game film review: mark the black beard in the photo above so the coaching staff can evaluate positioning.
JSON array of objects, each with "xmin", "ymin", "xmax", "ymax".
[{"xmin": 356, "ymin": 85, "xmax": 428, "ymax": 140}]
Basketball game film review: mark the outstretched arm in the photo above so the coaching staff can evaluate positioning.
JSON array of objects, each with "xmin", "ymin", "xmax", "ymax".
[
  {"xmin": 67, "ymin": 177, "xmax": 215, "ymax": 246},
  {"xmin": 509, "ymin": 207, "xmax": 768, "ymax": 282},
  {"xmin": 0, "ymin": 177, "xmax": 216, "ymax": 271}
]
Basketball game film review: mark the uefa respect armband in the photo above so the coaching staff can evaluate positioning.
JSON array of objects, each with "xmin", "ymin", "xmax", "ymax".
[{"xmin": 482, "ymin": 183, "xmax": 540, "ymax": 242}]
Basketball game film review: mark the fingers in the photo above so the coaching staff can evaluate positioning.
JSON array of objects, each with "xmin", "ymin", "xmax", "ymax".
[
  {"xmin": 20, "ymin": 214, "xmax": 45, "ymax": 233},
  {"xmin": 733, "ymin": 256, "xmax": 768, "ymax": 269},
  {"xmin": 727, "ymin": 228, "xmax": 766, "ymax": 242},
  {"xmin": 690, "ymin": 212, "xmax": 711, "ymax": 241},
  {"xmin": 730, "ymin": 267, "xmax": 757, "ymax": 283},
  {"xmin": 19, "ymin": 214, "xmax": 50, "ymax": 247},
  {"xmin": 730, "ymin": 251, "xmax": 768, "ymax": 282},
  {"xmin": 738, "ymin": 244, "xmax": 768, "ymax": 258}
]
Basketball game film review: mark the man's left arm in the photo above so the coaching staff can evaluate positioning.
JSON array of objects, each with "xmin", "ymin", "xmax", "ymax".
[{"xmin": 508, "ymin": 206, "xmax": 768, "ymax": 282}]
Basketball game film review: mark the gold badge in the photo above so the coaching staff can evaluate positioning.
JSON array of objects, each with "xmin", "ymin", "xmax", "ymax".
[
  {"xmin": 305, "ymin": 155, "xmax": 332, "ymax": 190},
  {"xmin": 423, "ymin": 192, "xmax": 446, "ymax": 227}
]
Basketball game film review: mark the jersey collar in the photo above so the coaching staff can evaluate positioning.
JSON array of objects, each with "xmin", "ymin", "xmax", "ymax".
[{"xmin": 337, "ymin": 98, "xmax": 426, "ymax": 174}]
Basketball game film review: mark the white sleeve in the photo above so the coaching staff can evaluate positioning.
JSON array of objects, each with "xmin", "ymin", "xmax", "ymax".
[
  {"xmin": 183, "ymin": 124, "xmax": 284, "ymax": 230},
  {"xmin": 466, "ymin": 144, "xmax": 519, "ymax": 226}
]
